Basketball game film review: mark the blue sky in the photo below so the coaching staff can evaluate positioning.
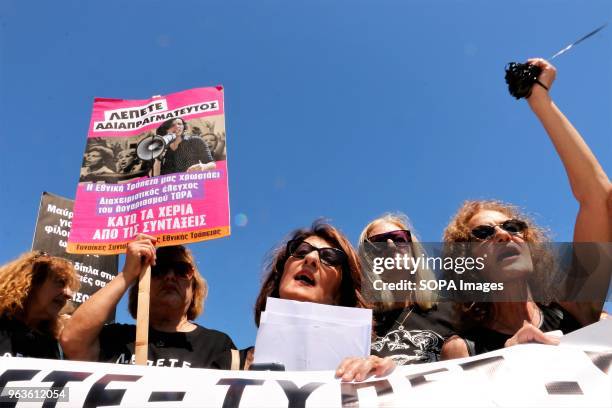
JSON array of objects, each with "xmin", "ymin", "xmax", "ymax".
[{"xmin": 0, "ymin": 0, "xmax": 610, "ymax": 348}]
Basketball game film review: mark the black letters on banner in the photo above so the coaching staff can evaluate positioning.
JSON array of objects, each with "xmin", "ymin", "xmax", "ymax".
[
  {"xmin": 585, "ymin": 351, "xmax": 612, "ymax": 374},
  {"xmin": 0, "ymin": 369, "xmax": 40, "ymax": 388},
  {"xmin": 148, "ymin": 391, "xmax": 186, "ymax": 402},
  {"xmin": 40, "ymin": 370, "xmax": 92, "ymax": 408},
  {"xmin": 545, "ymin": 381, "xmax": 584, "ymax": 395},
  {"xmin": 459, "ymin": 355, "xmax": 505, "ymax": 373},
  {"xmin": 406, "ymin": 368, "xmax": 449, "ymax": 387},
  {"xmin": 341, "ymin": 379, "xmax": 393, "ymax": 407},
  {"xmin": 84, "ymin": 374, "xmax": 141, "ymax": 407},
  {"xmin": 276, "ymin": 380, "xmax": 324, "ymax": 408},
  {"xmin": 216, "ymin": 378, "xmax": 265, "ymax": 408},
  {"xmin": 0, "ymin": 369, "xmax": 40, "ymax": 408}
]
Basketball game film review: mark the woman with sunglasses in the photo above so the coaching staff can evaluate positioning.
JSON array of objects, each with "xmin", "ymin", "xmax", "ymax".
[
  {"xmin": 441, "ymin": 58, "xmax": 611, "ymax": 358},
  {"xmin": 61, "ymin": 235, "xmax": 236, "ymax": 368},
  {"xmin": 236, "ymin": 220, "xmax": 395, "ymax": 381},
  {"xmin": 359, "ymin": 214, "xmax": 457, "ymax": 365},
  {"xmin": 0, "ymin": 251, "xmax": 79, "ymax": 359}
]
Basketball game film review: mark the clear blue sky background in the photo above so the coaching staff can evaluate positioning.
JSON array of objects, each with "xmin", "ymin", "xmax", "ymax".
[{"xmin": 1, "ymin": 0, "xmax": 610, "ymax": 348}]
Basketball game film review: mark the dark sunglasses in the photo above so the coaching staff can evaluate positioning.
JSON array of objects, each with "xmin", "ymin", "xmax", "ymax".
[
  {"xmin": 367, "ymin": 229, "xmax": 412, "ymax": 244},
  {"xmin": 470, "ymin": 219, "xmax": 528, "ymax": 241},
  {"xmin": 286, "ymin": 239, "xmax": 347, "ymax": 267},
  {"xmin": 151, "ymin": 261, "xmax": 194, "ymax": 280}
]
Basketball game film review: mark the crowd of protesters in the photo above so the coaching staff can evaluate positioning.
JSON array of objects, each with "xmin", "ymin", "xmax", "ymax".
[{"xmin": 1, "ymin": 59, "xmax": 610, "ymax": 382}]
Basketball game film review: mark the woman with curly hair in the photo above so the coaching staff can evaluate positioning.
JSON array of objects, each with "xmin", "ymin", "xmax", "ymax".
[
  {"xmin": 441, "ymin": 58, "xmax": 611, "ymax": 358},
  {"xmin": 237, "ymin": 220, "xmax": 394, "ymax": 381},
  {"xmin": 0, "ymin": 251, "xmax": 78, "ymax": 359},
  {"xmin": 358, "ymin": 213, "xmax": 457, "ymax": 365}
]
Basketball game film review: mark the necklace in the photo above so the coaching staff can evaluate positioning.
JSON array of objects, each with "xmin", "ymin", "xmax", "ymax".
[
  {"xmin": 396, "ymin": 306, "xmax": 414, "ymax": 331},
  {"xmin": 491, "ymin": 304, "xmax": 543, "ymax": 334}
]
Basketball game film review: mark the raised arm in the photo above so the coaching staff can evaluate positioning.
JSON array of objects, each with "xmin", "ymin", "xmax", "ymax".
[
  {"xmin": 526, "ymin": 58, "xmax": 611, "ymax": 242},
  {"xmin": 527, "ymin": 59, "xmax": 611, "ymax": 325},
  {"xmin": 60, "ymin": 235, "xmax": 156, "ymax": 361}
]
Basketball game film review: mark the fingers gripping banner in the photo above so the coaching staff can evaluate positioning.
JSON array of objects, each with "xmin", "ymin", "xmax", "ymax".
[{"xmin": 1, "ymin": 345, "xmax": 610, "ymax": 407}]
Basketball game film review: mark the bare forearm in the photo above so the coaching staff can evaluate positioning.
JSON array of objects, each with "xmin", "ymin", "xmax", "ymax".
[
  {"xmin": 60, "ymin": 271, "xmax": 135, "ymax": 360},
  {"xmin": 528, "ymin": 95, "xmax": 610, "ymax": 204},
  {"xmin": 61, "ymin": 235, "xmax": 155, "ymax": 361}
]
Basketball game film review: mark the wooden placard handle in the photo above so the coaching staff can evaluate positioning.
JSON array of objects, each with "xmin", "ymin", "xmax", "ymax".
[{"xmin": 135, "ymin": 264, "xmax": 151, "ymax": 365}]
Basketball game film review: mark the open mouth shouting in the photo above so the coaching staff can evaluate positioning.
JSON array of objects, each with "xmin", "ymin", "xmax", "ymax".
[
  {"xmin": 278, "ymin": 236, "xmax": 344, "ymax": 305},
  {"xmin": 294, "ymin": 270, "xmax": 316, "ymax": 287},
  {"xmin": 496, "ymin": 243, "xmax": 522, "ymax": 263}
]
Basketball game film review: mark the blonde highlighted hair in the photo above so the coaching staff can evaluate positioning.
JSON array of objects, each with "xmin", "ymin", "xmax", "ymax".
[{"xmin": 359, "ymin": 213, "xmax": 436, "ymax": 311}]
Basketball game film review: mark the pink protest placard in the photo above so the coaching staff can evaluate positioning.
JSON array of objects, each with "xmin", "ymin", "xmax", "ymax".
[{"xmin": 68, "ymin": 86, "xmax": 230, "ymax": 254}]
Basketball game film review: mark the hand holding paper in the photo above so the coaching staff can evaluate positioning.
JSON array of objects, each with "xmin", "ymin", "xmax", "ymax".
[{"xmin": 254, "ymin": 298, "xmax": 372, "ymax": 371}]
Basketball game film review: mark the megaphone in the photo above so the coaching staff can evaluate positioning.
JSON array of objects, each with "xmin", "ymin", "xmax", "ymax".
[{"xmin": 136, "ymin": 133, "xmax": 176, "ymax": 161}]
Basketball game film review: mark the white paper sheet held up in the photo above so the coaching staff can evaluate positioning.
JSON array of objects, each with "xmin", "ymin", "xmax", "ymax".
[{"xmin": 254, "ymin": 298, "xmax": 372, "ymax": 371}]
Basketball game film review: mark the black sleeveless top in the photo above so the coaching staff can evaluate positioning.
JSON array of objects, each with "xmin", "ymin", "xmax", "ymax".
[
  {"xmin": 370, "ymin": 302, "xmax": 457, "ymax": 365},
  {"xmin": 461, "ymin": 303, "xmax": 581, "ymax": 356},
  {"xmin": 0, "ymin": 317, "xmax": 62, "ymax": 359}
]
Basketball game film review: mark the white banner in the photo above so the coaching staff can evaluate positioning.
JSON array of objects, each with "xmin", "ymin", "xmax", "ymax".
[{"xmin": 0, "ymin": 344, "xmax": 610, "ymax": 407}]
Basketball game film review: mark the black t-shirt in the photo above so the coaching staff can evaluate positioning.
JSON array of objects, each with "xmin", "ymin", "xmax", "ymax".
[
  {"xmin": 98, "ymin": 323, "xmax": 236, "ymax": 369},
  {"xmin": 0, "ymin": 317, "xmax": 61, "ymax": 359},
  {"xmin": 160, "ymin": 137, "xmax": 213, "ymax": 175},
  {"xmin": 371, "ymin": 302, "xmax": 457, "ymax": 365},
  {"xmin": 462, "ymin": 303, "xmax": 582, "ymax": 356},
  {"xmin": 206, "ymin": 346, "xmax": 254, "ymax": 371}
]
